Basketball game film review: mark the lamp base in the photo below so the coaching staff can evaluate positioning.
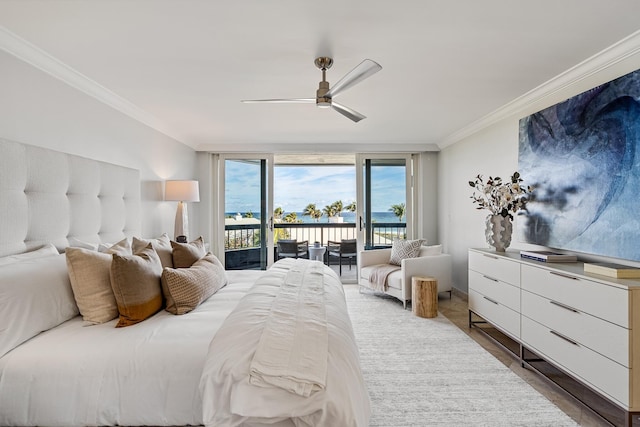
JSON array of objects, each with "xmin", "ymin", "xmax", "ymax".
[{"xmin": 174, "ymin": 201, "xmax": 189, "ymax": 242}]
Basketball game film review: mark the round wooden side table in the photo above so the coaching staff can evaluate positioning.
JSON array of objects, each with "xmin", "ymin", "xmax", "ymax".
[{"xmin": 411, "ymin": 276, "xmax": 438, "ymax": 318}]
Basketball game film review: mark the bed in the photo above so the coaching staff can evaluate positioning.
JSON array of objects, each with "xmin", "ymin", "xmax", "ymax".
[{"xmin": 0, "ymin": 139, "xmax": 370, "ymax": 426}]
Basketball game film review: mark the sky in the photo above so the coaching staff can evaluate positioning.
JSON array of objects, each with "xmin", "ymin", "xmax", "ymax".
[{"xmin": 224, "ymin": 161, "xmax": 406, "ymax": 214}]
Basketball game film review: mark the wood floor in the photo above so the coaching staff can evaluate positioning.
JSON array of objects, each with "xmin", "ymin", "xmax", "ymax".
[{"xmin": 437, "ymin": 291, "xmax": 614, "ymax": 427}]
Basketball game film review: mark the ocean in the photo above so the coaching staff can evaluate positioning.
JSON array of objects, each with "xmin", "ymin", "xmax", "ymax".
[{"xmin": 225, "ymin": 211, "xmax": 404, "ymax": 224}]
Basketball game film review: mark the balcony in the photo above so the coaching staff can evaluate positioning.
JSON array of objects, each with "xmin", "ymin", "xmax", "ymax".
[{"xmin": 224, "ymin": 222, "xmax": 407, "ymax": 272}]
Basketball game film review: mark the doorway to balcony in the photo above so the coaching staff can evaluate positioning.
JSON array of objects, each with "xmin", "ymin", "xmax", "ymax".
[{"xmin": 220, "ymin": 153, "xmax": 413, "ymax": 281}]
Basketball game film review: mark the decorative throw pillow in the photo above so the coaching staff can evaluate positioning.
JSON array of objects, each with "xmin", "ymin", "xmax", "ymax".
[
  {"xmin": 389, "ymin": 239, "xmax": 425, "ymax": 266},
  {"xmin": 65, "ymin": 238, "xmax": 132, "ymax": 325},
  {"xmin": 133, "ymin": 233, "xmax": 173, "ymax": 268},
  {"xmin": 110, "ymin": 244, "xmax": 163, "ymax": 327},
  {"xmin": 171, "ymin": 236, "xmax": 206, "ymax": 268},
  {"xmin": 161, "ymin": 253, "xmax": 227, "ymax": 315}
]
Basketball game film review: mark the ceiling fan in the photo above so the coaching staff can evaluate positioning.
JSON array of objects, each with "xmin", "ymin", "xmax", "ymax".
[{"xmin": 241, "ymin": 57, "xmax": 382, "ymax": 123}]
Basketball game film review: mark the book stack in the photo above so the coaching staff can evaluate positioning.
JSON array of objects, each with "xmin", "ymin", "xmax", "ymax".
[
  {"xmin": 519, "ymin": 250, "xmax": 577, "ymax": 263},
  {"xmin": 584, "ymin": 262, "xmax": 640, "ymax": 279}
]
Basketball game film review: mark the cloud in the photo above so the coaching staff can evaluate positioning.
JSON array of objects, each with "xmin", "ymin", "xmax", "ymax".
[{"xmin": 225, "ymin": 162, "xmax": 406, "ymax": 213}]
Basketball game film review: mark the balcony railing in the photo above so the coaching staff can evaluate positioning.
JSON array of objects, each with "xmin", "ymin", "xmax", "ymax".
[{"xmin": 225, "ymin": 222, "xmax": 407, "ymax": 250}]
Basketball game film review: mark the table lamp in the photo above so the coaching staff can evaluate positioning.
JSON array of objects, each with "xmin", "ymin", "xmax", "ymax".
[{"xmin": 164, "ymin": 180, "xmax": 200, "ymax": 243}]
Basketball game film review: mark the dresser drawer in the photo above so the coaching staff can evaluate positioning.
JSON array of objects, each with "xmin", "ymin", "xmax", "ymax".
[
  {"xmin": 469, "ymin": 289, "xmax": 520, "ymax": 339},
  {"xmin": 521, "ymin": 290, "xmax": 629, "ymax": 367},
  {"xmin": 469, "ymin": 250, "xmax": 520, "ymax": 286},
  {"xmin": 521, "ymin": 264, "xmax": 629, "ymax": 328},
  {"xmin": 469, "ymin": 270, "xmax": 520, "ymax": 312},
  {"xmin": 521, "ymin": 316, "xmax": 629, "ymax": 406}
]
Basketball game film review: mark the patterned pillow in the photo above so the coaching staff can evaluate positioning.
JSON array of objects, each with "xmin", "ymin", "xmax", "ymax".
[
  {"xmin": 110, "ymin": 244, "xmax": 163, "ymax": 327},
  {"xmin": 171, "ymin": 236, "xmax": 206, "ymax": 268},
  {"xmin": 389, "ymin": 239, "xmax": 425, "ymax": 266},
  {"xmin": 161, "ymin": 253, "xmax": 227, "ymax": 315}
]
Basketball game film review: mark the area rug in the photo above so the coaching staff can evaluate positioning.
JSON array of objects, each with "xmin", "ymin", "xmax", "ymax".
[{"xmin": 344, "ymin": 286, "xmax": 579, "ymax": 427}]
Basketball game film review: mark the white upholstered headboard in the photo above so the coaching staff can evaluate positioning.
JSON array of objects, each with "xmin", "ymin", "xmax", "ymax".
[{"xmin": 0, "ymin": 139, "xmax": 141, "ymax": 257}]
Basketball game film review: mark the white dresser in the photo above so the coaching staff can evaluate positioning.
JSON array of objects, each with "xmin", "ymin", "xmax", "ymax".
[{"xmin": 468, "ymin": 248, "xmax": 640, "ymax": 425}]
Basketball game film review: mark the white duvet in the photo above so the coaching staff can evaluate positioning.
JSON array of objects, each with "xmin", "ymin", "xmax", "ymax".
[
  {"xmin": 0, "ymin": 270, "xmax": 262, "ymax": 427},
  {"xmin": 0, "ymin": 262, "xmax": 370, "ymax": 427},
  {"xmin": 200, "ymin": 259, "xmax": 370, "ymax": 427}
]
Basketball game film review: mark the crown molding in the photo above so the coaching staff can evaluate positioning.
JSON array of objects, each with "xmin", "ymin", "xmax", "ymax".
[
  {"xmin": 0, "ymin": 25, "xmax": 189, "ymax": 146},
  {"xmin": 439, "ymin": 30, "xmax": 640, "ymax": 149},
  {"xmin": 194, "ymin": 140, "xmax": 440, "ymax": 153}
]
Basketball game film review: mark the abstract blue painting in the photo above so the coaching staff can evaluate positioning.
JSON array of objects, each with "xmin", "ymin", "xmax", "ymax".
[{"xmin": 518, "ymin": 67, "xmax": 640, "ymax": 261}]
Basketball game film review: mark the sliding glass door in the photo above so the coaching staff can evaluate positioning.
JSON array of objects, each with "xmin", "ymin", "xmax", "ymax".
[
  {"xmin": 219, "ymin": 155, "xmax": 274, "ymax": 270},
  {"xmin": 356, "ymin": 154, "xmax": 413, "ymax": 250}
]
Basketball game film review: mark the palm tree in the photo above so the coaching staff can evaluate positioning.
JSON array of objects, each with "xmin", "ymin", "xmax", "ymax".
[
  {"xmin": 323, "ymin": 204, "xmax": 337, "ymax": 219},
  {"xmin": 302, "ymin": 203, "xmax": 322, "ymax": 222},
  {"xmin": 283, "ymin": 212, "xmax": 301, "ymax": 223},
  {"xmin": 345, "ymin": 201, "xmax": 356, "ymax": 213},
  {"xmin": 273, "ymin": 207, "xmax": 284, "ymax": 220},
  {"xmin": 389, "ymin": 203, "xmax": 406, "ymax": 221},
  {"xmin": 331, "ymin": 200, "xmax": 344, "ymax": 217},
  {"xmin": 245, "ymin": 210, "xmax": 254, "ymax": 218}
]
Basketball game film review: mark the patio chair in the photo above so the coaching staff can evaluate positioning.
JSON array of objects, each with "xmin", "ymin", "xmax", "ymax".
[
  {"xmin": 277, "ymin": 239, "xmax": 309, "ymax": 259},
  {"xmin": 327, "ymin": 239, "xmax": 357, "ymax": 275}
]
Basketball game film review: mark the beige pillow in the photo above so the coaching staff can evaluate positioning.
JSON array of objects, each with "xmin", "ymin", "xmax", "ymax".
[
  {"xmin": 133, "ymin": 233, "xmax": 173, "ymax": 268},
  {"xmin": 65, "ymin": 238, "xmax": 132, "ymax": 325},
  {"xmin": 171, "ymin": 236, "xmax": 206, "ymax": 268},
  {"xmin": 389, "ymin": 239, "xmax": 425, "ymax": 266},
  {"xmin": 161, "ymin": 253, "xmax": 227, "ymax": 315},
  {"xmin": 110, "ymin": 244, "xmax": 163, "ymax": 327}
]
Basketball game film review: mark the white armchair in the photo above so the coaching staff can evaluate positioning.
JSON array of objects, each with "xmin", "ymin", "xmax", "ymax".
[{"xmin": 358, "ymin": 246, "xmax": 452, "ymax": 309}]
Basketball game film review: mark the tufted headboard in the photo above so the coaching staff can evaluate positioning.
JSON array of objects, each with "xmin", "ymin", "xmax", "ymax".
[{"xmin": 0, "ymin": 139, "xmax": 141, "ymax": 257}]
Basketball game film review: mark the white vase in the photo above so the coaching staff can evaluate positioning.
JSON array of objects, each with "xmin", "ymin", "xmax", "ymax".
[{"xmin": 485, "ymin": 214, "xmax": 512, "ymax": 252}]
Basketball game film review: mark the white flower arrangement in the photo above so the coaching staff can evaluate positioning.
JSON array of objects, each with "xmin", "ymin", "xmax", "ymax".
[{"xmin": 469, "ymin": 172, "xmax": 531, "ymax": 220}]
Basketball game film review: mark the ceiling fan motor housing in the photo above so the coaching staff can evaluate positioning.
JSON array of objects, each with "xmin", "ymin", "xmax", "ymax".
[{"xmin": 316, "ymin": 81, "xmax": 331, "ymax": 108}]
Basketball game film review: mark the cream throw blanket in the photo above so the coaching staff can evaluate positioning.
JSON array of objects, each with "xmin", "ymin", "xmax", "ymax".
[
  {"xmin": 369, "ymin": 263, "xmax": 401, "ymax": 291},
  {"xmin": 249, "ymin": 259, "xmax": 328, "ymax": 397}
]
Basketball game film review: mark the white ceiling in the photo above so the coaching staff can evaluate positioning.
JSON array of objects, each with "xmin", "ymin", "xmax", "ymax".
[{"xmin": 1, "ymin": 0, "xmax": 640, "ymax": 152}]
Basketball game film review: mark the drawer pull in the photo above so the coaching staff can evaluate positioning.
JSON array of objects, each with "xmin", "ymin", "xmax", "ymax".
[
  {"xmin": 482, "ymin": 275, "xmax": 499, "ymax": 282},
  {"xmin": 550, "ymin": 330, "xmax": 579, "ymax": 346},
  {"xmin": 549, "ymin": 300, "xmax": 579, "ymax": 313},
  {"xmin": 482, "ymin": 254, "xmax": 499, "ymax": 260},
  {"xmin": 550, "ymin": 271, "xmax": 579, "ymax": 281},
  {"xmin": 483, "ymin": 296, "xmax": 499, "ymax": 305}
]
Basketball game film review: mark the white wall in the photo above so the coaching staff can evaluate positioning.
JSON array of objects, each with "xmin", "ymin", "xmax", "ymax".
[
  {"xmin": 438, "ymin": 43, "xmax": 640, "ymax": 294},
  {"xmin": 0, "ymin": 50, "xmax": 198, "ymax": 239}
]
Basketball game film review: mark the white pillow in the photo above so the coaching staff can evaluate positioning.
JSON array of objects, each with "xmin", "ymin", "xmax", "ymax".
[
  {"xmin": 0, "ymin": 254, "xmax": 79, "ymax": 358},
  {"xmin": 419, "ymin": 244, "xmax": 443, "ymax": 256},
  {"xmin": 68, "ymin": 237, "xmax": 100, "ymax": 251},
  {"xmin": 0, "ymin": 243, "xmax": 59, "ymax": 266},
  {"xmin": 68, "ymin": 237, "xmax": 124, "ymax": 253}
]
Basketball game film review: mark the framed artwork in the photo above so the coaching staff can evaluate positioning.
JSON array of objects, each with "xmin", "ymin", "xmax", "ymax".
[{"xmin": 518, "ymin": 67, "xmax": 640, "ymax": 261}]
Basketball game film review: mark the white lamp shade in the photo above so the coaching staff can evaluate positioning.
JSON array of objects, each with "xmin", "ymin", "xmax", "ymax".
[{"xmin": 165, "ymin": 180, "xmax": 200, "ymax": 202}]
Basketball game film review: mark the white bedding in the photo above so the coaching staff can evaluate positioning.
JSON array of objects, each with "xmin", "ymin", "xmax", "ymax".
[
  {"xmin": 200, "ymin": 259, "xmax": 371, "ymax": 427},
  {"xmin": 0, "ymin": 270, "xmax": 263, "ymax": 427}
]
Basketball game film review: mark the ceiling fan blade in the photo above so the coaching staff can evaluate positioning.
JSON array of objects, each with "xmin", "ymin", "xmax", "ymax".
[
  {"xmin": 332, "ymin": 102, "xmax": 366, "ymax": 122},
  {"xmin": 325, "ymin": 59, "xmax": 382, "ymax": 98},
  {"xmin": 241, "ymin": 98, "xmax": 315, "ymax": 103}
]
